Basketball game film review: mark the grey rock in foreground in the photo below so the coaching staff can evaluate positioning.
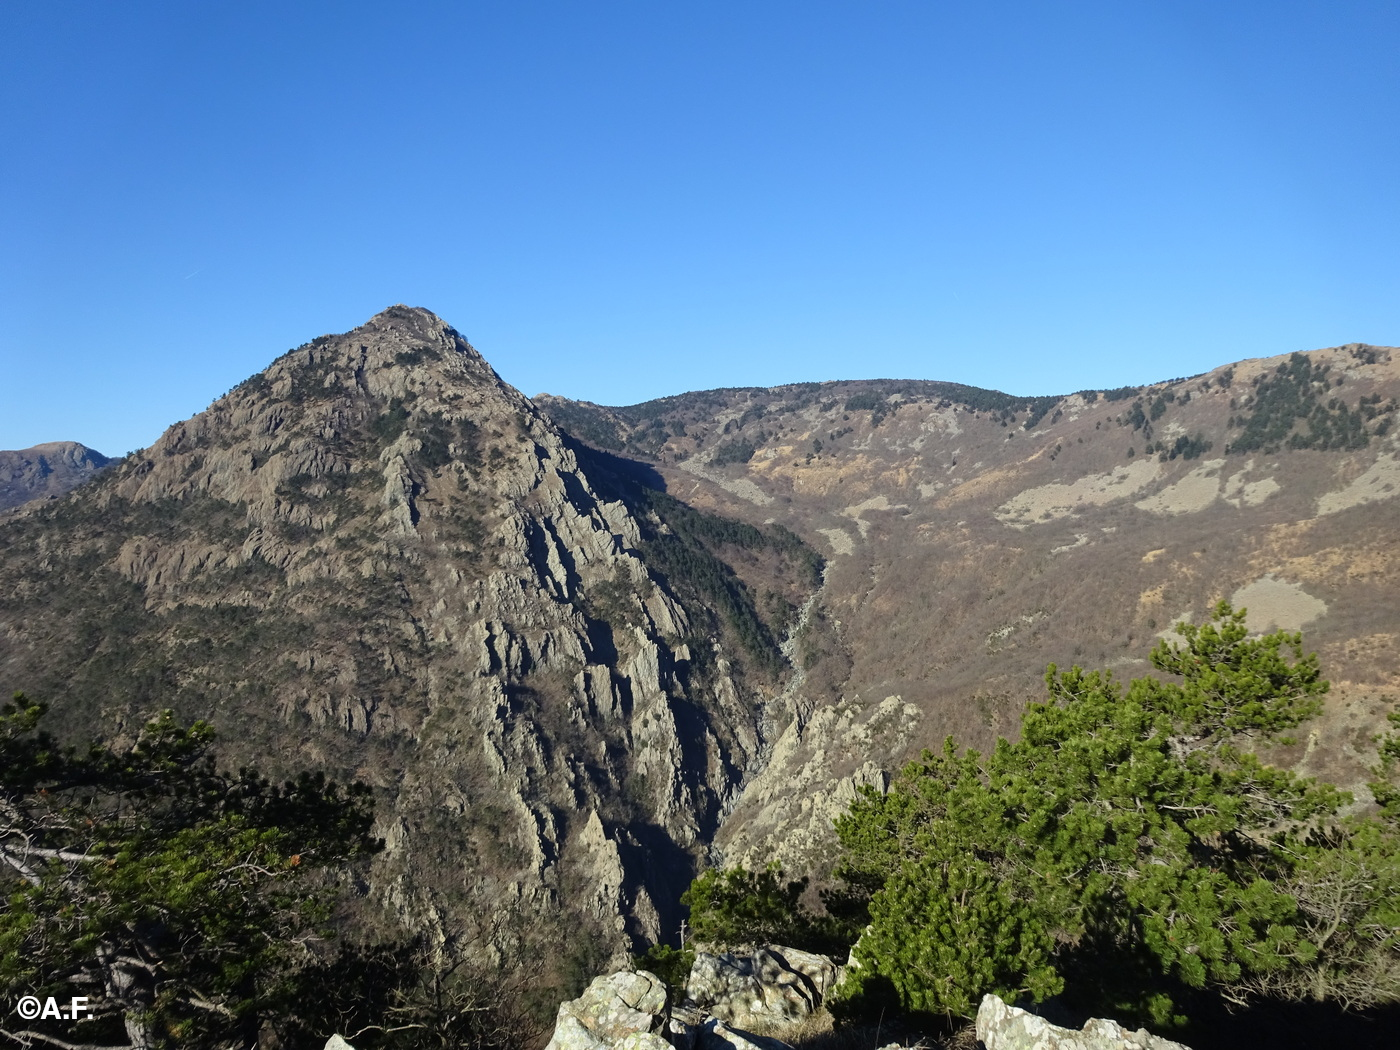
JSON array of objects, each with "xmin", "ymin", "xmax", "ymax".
[
  {"xmin": 976, "ymin": 993, "xmax": 1192, "ymax": 1050},
  {"xmin": 545, "ymin": 970, "xmax": 671, "ymax": 1050},
  {"xmin": 543, "ymin": 959, "xmax": 808, "ymax": 1050},
  {"xmin": 686, "ymin": 945, "xmax": 838, "ymax": 1030}
]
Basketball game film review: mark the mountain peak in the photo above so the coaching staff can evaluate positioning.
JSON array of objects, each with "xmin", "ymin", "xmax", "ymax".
[
  {"xmin": 0, "ymin": 308, "xmax": 802, "ymax": 952},
  {"xmin": 359, "ymin": 304, "xmax": 459, "ymax": 346},
  {"xmin": 88, "ymin": 307, "xmax": 536, "ymax": 515},
  {"xmin": 279, "ymin": 305, "xmax": 494, "ymax": 380}
]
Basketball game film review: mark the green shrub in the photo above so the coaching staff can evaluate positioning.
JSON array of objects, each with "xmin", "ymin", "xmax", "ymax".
[
  {"xmin": 682, "ymin": 863, "xmax": 811, "ymax": 947},
  {"xmin": 843, "ymin": 392, "xmax": 884, "ymax": 412},
  {"xmin": 632, "ymin": 944, "xmax": 695, "ymax": 998},
  {"xmin": 823, "ymin": 604, "xmax": 1400, "ymax": 1028},
  {"xmin": 712, "ymin": 438, "xmax": 756, "ymax": 466}
]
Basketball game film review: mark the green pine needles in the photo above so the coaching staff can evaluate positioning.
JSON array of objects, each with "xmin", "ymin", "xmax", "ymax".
[
  {"xmin": 830, "ymin": 602, "xmax": 1399, "ymax": 1026},
  {"xmin": 0, "ymin": 696, "xmax": 381, "ymax": 1049}
]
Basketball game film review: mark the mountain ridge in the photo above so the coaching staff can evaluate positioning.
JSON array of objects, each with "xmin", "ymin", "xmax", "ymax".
[
  {"xmin": 535, "ymin": 342, "xmax": 1400, "ymax": 874},
  {"xmin": 3, "ymin": 310, "xmax": 1397, "ymax": 962}
]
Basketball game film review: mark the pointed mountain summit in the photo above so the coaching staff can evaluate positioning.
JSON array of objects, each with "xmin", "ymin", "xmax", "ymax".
[
  {"xmin": 109, "ymin": 305, "xmax": 522, "ymax": 518},
  {"xmin": 0, "ymin": 307, "xmax": 820, "ymax": 952}
]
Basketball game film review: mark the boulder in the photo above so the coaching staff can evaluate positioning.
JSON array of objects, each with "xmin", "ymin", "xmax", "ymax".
[
  {"xmin": 976, "ymin": 994, "xmax": 1193, "ymax": 1050},
  {"xmin": 545, "ymin": 970, "xmax": 670, "ymax": 1050},
  {"xmin": 685, "ymin": 945, "xmax": 837, "ymax": 1029},
  {"xmin": 323, "ymin": 1038, "xmax": 356, "ymax": 1050}
]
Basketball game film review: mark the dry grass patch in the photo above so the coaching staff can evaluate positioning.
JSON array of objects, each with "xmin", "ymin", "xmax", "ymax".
[{"xmin": 741, "ymin": 1007, "xmax": 956, "ymax": 1049}]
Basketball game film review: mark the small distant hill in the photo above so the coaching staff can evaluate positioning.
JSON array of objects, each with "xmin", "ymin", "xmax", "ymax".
[{"xmin": 0, "ymin": 441, "xmax": 113, "ymax": 511}]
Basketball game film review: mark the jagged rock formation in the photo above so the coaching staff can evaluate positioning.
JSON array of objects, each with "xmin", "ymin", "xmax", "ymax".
[
  {"xmin": 0, "ymin": 307, "xmax": 818, "ymax": 952},
  {"xmin": 0, "ymin": 440, "xmax": 113, "ymax": 511},
  {"xmin": 6, "ymin": 305, "xmax": 1399, "ymax": 987},
  {"xmin": 976, "ymin": 994, "xmax": 1192, "ymax": 1050},
  {"xmin": 539, "ymin": 346, "xmax": 1400, "ymax": 875}
]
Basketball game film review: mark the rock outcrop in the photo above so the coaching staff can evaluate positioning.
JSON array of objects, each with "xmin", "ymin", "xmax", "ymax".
[
  {"xmin": 545, "ymin": 970, "xmax": 672, "ymax": 1050},
  {"xmin": 685, "ymin": 946, "xmax": 838, "ymax": 1030},
  {"xmin": 543, "ymin": 977, "xmax": 1200, "ymax": 1050},
  {"xmin": 544, "ymin": 945, "xmax": 843, "ymax": 1050},
  {"xmin": 976, "ymin": 994, "xmax": 1192, "ymax": 1050}
]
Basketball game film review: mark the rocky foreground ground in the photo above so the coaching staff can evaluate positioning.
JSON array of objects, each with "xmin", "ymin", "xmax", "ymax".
[{"xmin": 329, "ymin": 944, "xmax": 1195, "ymax": 1050}]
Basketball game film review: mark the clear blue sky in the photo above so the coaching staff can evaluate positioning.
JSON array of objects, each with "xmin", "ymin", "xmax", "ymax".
[{"xmin": 3, "ymin": 2, "xmax": 1398, "ymax": 455}]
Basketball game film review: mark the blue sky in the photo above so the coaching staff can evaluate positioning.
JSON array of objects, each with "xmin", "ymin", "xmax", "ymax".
[{"xmin": 3, "ymin": 2, "xmax": 1398, "ymax": 455}]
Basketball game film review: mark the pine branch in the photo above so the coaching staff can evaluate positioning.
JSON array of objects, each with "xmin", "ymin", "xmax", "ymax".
[{"xmin": 0, "ymin": 1028, "xmax": 131, "ymax": 1050}]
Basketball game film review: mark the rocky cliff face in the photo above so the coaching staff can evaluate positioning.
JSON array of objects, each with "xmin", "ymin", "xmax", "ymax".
[
  {"xmin": 0, "ymin": 307, "xmax": 817, "ymax": 952},
  {"xmin": 539, "ymin": 345, "xmax": 1400, "ymax": 874},
  {"xmin": 0, "ymin": 440, "xmax": 113, "ymax": 511}
]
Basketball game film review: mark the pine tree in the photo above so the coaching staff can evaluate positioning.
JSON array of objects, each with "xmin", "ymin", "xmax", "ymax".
[
  {"xmin": 830, "ymin": 604, "xmax": 1397, "ymax": 1027},
  {"xmin": 0, "ymin": 694, "xmax": 379, "ymax": 1050}
]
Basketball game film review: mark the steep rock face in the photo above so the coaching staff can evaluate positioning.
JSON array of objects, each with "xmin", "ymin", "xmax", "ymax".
[
  {"xmin": 539, "ymin": 346, "xmax": 1400, "ymax": 874},
  {"xmin": 0, "ymin": 307, "xmax": 813, "ymax": 949},
  {"xmin": 0, "ymin": 440, "xmax": 113, "ymax": 511}
]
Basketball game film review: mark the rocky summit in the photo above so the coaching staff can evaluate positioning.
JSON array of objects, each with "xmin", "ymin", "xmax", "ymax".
[
  {"xmin": 0, "ymin": 440, "xmax": 113, "ymax": 511},
  {"xmin": 0, "ymin": 306, "xmax": 818, "ymax": 954}
]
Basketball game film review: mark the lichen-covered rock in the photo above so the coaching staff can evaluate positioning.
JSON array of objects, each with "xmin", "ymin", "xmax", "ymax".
[
  {"xmin": 544, "ymin": 970, "xmax": 669, "ymax": 1050},
  {"xmin": 686, "ymin": 945, "xmax": 837, "ymax": 1029},
  {"xmin": 975, "ymin": 994, "xmax": 1193, "ymax": 1050}
]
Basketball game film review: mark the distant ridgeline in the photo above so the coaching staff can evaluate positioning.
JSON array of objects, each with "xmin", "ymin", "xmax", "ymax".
[{"xmin": 0, "ymin": 440, "xmax": 114, "ymax": 512}]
